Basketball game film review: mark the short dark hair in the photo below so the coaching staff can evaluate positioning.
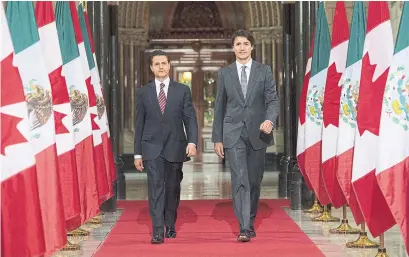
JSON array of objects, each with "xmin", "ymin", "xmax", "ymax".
[
  {"xmin": 149, "ymin": 50, "xmax": 169, "ymax": 65},
  {"xmin": 232, "ymin": 29, "xmax": 255, "ymax": 47}
]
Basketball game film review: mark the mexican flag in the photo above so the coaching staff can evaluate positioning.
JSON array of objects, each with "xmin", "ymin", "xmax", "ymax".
[
  {"xmin": 55, "ymin": 1, "xmax": 100, "ymax": 223},
  {"xmin": 83, "ymin": 4, "xmax": 117, "ymax": 185},
  {"xmin": 321, "ymin": 1, "xmax": 349, "ymax": 208},
  {"xmin": 35, "ymin": 1, "xmax": 81, "ymax": 231},
  {"xmin": 83, "ymin": 8, "xmax": 100, "ymax": 84},
  {"xmin": 79, "ymin": 3, "xmax": 114, "ymax": 199},
  {"xmin": 376, "ymin": 2, "xmax": 409, "ymax": 253},
  {"xmin": 0, "ymin": 5, "xmax": 45, "ymax": 257},
  {"xmin": 303, "ymin": 1, "xmax": 331, "ymax": 205},
  {"xmin": 351, "ymin": 1, "xmax": 396, "ymax": 237},
  {"xmin": 296, "ymin": 32, "xmax": 314, "ymax": 191},
  {"xmin": 6, "ymin": 2, "xmax": 67, "ymax": 255},
  {"xmin": 335, "ymin": 1, "xmax": 366, "ymax": 226},
  {"xmin": 68, "ymin": 1, "xmax": 110, "ymax": 204}
]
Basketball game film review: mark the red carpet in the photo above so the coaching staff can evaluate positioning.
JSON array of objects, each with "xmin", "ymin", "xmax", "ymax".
[{"xmin": 95, "ymin": 199, "xmax": 324, "ymax": 257}]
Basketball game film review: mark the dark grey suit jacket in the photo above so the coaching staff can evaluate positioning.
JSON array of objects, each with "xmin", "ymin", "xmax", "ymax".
[
  {"xmin": 134, "ymin": 80, "xmax": 198, "ymax": 162},
  {"xmin": 212, "ymin": 60, "xmax": 280, "ymax": 150}
]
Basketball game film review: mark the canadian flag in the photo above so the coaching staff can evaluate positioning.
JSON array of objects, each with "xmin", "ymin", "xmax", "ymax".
[
  {"xmin": 376, "ymin": 1, "xmax": 409, "ymax": 253},
  {"xmin": 336, "ymin": 1, "xmax": 366, "ymax": 225},
  {"xmin": 55, "ymin": 1, "xmax": 100, "ymax": 223},
  {"xmin": 83, "ymin": 4, "xmax": 117, "ymax": 186},
  {"xmin": 321, "ymin": 1, "xmax": 349, "ymax": 208},
  {"xmin": 78, "ymin": 3, "xmax": 115, "ymax": 199},
  {"xmin": 5, "ymin": 2, "xmax": 67, "ymax": 255},
  {"xmin": 1, "ymin": 5, "xmax": 46, "ymax": 257},
  {"xmin": 303, "ymin": 2, "xmax": 331, "ymax": 205},
  {"xmin": 296, "ymin": 33, "xmax": 314, "ymax": 191},
  {"xmin": 69, "ymin": 1, "xmax": 110, "ymax": 204},
  {"xmin": 35, "ymin": 1, "xmax": 81, "ymax": 231},
  {"xmin": 351, "ymin": 1, "xmax": 396, "ymax": 237}
]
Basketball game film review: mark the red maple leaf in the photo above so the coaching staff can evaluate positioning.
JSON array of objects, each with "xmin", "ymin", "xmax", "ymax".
[
  {"xmin": 85, "ymin": 78, "xmax": 100, "ymax": 131},
  {"xmin": 1, "ymin": 113, "xmax": 27, "ymax": 155},
  {"xmin": 357, "ymin": 53, "xmax": 390, "ymax": 136},
  {"xmin": 90, "ymin": 113, "xmax": 100, "ymax": 131},
  {"xmin": 85, "ymin": 77, "xmax": 97, "ymax": 107},
  {"xmin": 323, "ymin": 62, "xmax": 343, "ymax": 127},
  {"xmin": 1, "ymin": 54, "xmax": 26, "ymax": 108},
  {"xmin": 54, "ymin": 110, "xmax": 69, "ymax": 135},
  {"xmin": 1, "ymin": 51, "xmax": 29, "ymax": 155},
  {"xmin": 49, "ymin": 66, "xmax": 70, "ymax": 106}
]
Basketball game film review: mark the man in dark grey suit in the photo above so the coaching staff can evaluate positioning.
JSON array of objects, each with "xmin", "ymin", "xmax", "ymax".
[
  {"xmin": 212, "ymin": 29, "xmax": 280, "ymax": 242},
  {"xmin": 134, "ymin": 50, "xmax": 198, "ymax": 244}
]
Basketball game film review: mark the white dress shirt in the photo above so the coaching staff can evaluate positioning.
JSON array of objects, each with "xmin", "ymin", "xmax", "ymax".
[
  {"xmin": 236, "ymin": 59, "xmax": 252, "ymax": 84},
  {"xmin": 155, "ymin": 77, "xmax": 170, "ymax": 97},
  {"xmin": 134, "ymin": 77, "xmax": 195, "ymax": 160}
]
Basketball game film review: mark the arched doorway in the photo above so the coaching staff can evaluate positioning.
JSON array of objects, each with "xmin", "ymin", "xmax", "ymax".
[{"xmin": 117, "ymin": 1, "xmax": 284, "ymax": 165}]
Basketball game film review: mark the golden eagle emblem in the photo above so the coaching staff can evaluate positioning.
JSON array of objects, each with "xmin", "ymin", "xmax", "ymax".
[
  {"xmin": 26, "ymin": 80, "xmax": 53, "ymax": 130},
  {"xmin": 69, "ymin": 88, "xmax": 88, "ymax": 126},
  {"xmin": 96, "ymin": 95, "xmax": 106, "ymax": 119},
  {"xmin": 383, "ymin": 66, "xmax": 409, "ymax": 131}
]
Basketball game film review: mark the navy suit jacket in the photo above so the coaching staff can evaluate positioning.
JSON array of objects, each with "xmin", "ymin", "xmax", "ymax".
[{"xmin": 134, "ymin": 80, "xmax": 198, "ymax": 162}]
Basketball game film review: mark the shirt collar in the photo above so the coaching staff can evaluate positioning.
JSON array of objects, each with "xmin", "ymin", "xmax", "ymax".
[
  {"xmin": 155, "ymin": 77, "xmax": 170, "ymax": 87},
  {"xmin": 236, "ymin": 59, "xmax": 252, "ymax": 70}
]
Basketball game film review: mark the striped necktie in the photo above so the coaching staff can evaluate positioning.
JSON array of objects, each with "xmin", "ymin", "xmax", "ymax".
[{"xmin": 158, "ymin": 83, "xmax": 167, "ymax": 114}]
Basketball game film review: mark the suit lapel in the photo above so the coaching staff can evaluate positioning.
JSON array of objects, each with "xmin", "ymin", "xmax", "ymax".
[
  {"xmin": 245, "ymin": 61, "xmax": 260, "ymax": 103},
  {"xmin": 228, "ymin": 62, "xmax": 245, "ymax": 102},
  {"xmin": 148, "ymin": 82, "xmax": 162, "ymax": 117}
]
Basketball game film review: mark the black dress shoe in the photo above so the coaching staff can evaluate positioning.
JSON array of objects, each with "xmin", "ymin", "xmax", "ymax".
[
  {"xmin": 165, "ymin": 227, "xmax": 177, "ymax": 238},
  {"xmin": 237, "ymin": 231, "xmax": 251, "ymax": 242},
  {"xmin": 249, "ymin": 226, "xmax": 256, "ymax": 238},
  {"xmin": 151, "ymin": 234, "xmax": 164, "ymax": 244}
]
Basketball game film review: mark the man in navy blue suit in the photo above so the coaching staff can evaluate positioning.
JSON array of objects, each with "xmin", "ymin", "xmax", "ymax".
[{"xmin": 134, "ymin": 50, "xmax": 198, "ymax": 244}]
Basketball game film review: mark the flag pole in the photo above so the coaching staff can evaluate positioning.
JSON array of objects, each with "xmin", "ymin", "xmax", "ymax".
[
  {"xmin": 79, "ymin": 0, "xmax": 105, "ymax": 227},
  {"xmin": 346, "ymin": 223, "xmax": 379, "ymax": 248},
  {"xmin": 329, "ymin": 205, "xmax": 360, "ymax": 234},
  {"xmin": 375, "ymin": 234, "xmax": 389, "ymax": 257},
  {"xmin": 303, "ymin": 195, "xmax": 323, "ymax": 214},
  {"xmin": 311, "ymin": 204, "xmax": 340, "ymax": 222}
]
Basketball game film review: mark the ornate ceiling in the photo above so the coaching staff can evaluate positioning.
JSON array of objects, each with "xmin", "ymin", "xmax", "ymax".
[{"xmin": 118, "ymin": 1, "xmax": 282, "ymax": 45}]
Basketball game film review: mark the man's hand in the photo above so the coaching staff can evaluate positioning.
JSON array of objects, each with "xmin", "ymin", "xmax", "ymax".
[
  {"xmin": 186, "ymin": 143, "xmax": 197, "ymax": 157},
  {"xmin": 134, "ymin": 158, "xmax": 144, "ymax": 172},
  {"xmin": 260, "ymin": 120, "xmax": 274, "ymax": 134},
  {"xmin": 214, "ymin": 142, "xmax": 224, "ymax": 159}
]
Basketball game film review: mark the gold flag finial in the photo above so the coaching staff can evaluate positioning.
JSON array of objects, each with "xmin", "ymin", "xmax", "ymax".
[{"xmin": 79, "ymin": 1, "xmax": 87, "ymax": 12}]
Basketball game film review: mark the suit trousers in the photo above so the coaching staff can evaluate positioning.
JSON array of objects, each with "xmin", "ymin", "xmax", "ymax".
[
  {"xmin": 144, "ymin": 154, "xmax": 183, "ymax": 236},
  {"xmin": 225, "ymin": 125, "xmax": 266, "ymax": 231}
]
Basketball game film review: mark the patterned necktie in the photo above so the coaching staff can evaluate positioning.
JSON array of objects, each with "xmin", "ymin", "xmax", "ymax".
[
  {"xmin": 241, "ymin": 66, "xmax": 248, "ymax": 98},
  {"xmin": 158, "ymin": 83, "xmax": 167, "ymax": 114}
]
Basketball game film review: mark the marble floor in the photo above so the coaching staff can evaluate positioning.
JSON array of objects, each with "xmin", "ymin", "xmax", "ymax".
[{"xmin": 53, "ymin": 163, "xmax": 408, "ymax": 257}]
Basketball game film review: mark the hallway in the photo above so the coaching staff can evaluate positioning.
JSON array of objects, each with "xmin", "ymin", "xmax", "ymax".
[
  {"xmin": 125, "ymin": 163, "xmax": 279, "ymax": 201},
  {"xmin": 52, "ymin": 163, "xmax": 408, "ymax": 257}
]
